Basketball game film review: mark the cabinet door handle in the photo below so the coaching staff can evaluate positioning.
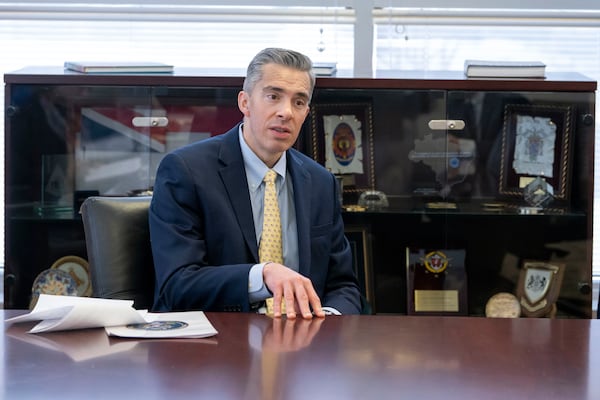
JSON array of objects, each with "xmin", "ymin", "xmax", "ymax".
[
  {"xmin": 132, "ymin": 116, "xmax": 169, "ymax": 127},
  {"xmin": 428, "ymin": 119, "xmax": 465, "ymax": 130}
]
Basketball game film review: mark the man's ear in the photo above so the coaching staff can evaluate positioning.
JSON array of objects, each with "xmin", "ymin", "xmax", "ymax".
[{"xmin": 238, "ymin": 91, "xmax": 250, "ymax": 117}]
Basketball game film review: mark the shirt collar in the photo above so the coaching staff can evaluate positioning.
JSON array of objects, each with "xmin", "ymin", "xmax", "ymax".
[{"xmin": 239, "ymin": 124, "xmax": 287, "ymax": 191}]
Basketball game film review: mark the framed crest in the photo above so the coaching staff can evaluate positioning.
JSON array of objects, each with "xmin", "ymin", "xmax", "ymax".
[
  {"xmin": 499, "ymin": 104, "xmax": 573, "ymax": 201},
  {"xmin": 515, "ymin": 260, "xmax": 565, "ymax": 318},
  {"xmin": 310, "ymin": 103, "xmax": 375, "ymax": 193}
]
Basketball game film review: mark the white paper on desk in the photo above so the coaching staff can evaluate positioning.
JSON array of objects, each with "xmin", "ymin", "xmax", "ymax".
[
  {"xmin": 4, "ymin": 294, "xmax": 147, "ymax": 333},
  {"xmin": 105, "ymin": 311, "xmax": 218, "ymax": 339}
]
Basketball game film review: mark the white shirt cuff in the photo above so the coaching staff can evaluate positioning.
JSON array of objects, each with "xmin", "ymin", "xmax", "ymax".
[
  {"xmin": 248, "ymin": 262, "xmax": 271, "ymax": 304},
  {"xmin": 321, "ymin": 307, "xmax": 341, "ymax": 315}
]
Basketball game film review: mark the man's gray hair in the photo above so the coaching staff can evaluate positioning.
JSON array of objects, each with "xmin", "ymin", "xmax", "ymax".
[{"xmin": 243, "ymin": 48, "xmax": 316, "ymax": 98}]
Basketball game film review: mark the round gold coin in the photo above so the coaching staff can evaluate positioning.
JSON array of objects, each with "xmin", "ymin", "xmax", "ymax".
[{"xmin": 485, "ymin": 292, "xmax": 521, "ymax": 318}]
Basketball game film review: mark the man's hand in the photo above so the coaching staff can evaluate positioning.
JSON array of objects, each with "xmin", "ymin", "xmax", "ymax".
[{"xmin": 263, "ymin": 262, "xmax": 326, "ymax": 319}]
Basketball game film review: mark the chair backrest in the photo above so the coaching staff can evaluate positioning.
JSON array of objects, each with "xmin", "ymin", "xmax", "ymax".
[{"xmin": 80, "ymin": 196, "xmax": 155, "ymax": 309}]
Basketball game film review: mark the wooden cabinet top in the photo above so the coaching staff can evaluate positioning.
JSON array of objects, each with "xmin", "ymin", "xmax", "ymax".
[{"xmin": 4, "ymin": 66, "xmax": 597, "ymax": 92}]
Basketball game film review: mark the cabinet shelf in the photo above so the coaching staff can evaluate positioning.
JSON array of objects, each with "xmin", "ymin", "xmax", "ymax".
[{"xmin": 345, "ymin": 207, "xmax": 587, "ymax": 218}]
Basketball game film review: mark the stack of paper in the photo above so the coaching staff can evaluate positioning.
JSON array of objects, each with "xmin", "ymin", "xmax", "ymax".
[{"xmin": 5, "ymin": 294, "xmax": 218, "ymax": 339}]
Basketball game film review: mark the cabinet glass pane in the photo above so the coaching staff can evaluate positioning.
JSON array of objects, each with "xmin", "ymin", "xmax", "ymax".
[
  {"xmin": 5, "ymin": 83, "xmax": 242, "ymax": 308},
  {"xmin": 308, "ymin": 87, "xmax": 594, "ymax": 317},
  {"xmin": 6, "ymin": 84, "xmax": 241, "ymax": 216}
]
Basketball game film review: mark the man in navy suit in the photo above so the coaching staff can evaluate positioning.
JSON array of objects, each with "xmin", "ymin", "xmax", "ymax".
[{"xmin": 149, "ymin": 48, "xmax": 361, "ymax": 319}]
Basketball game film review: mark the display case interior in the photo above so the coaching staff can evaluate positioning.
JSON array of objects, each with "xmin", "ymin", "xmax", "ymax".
[
  {"xmin": 306, "ymin": 86, "xmax": 594, "ymax": 317},
  {"xmin": 4, "ymin": 69, "xmax": 596, "ymax": 317}
]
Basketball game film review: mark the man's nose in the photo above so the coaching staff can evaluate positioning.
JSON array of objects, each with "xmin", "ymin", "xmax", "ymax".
[{"xmin": 276, "ymin": 100, "xmax": 294, "ymax": 119}]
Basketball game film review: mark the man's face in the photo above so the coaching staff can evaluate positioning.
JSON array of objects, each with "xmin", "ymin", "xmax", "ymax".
[{"xmin": 238, "ymin": 63, "xmax": 311, "ymax": 167}]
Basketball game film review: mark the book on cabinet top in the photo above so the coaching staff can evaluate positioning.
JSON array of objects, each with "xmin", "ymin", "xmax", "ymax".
[
  {"xmin": 312, "ymin": 62, "xmax": 337, "ymax": 76},
  {"xmin": 464, "ymin": 59, "xmax": 546, "ymax": 78},
  {"xmin": 64, "ymin": 61, "xmax": 174, "ymax": 74}
]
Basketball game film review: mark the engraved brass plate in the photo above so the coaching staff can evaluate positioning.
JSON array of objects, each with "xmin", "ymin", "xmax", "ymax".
[{"xmin": 414, "ymin": 290, "xmax": 459, "ymax": 312}]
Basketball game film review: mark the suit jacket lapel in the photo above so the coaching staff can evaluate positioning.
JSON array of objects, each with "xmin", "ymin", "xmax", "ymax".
[
  {"xmin": 218, "ymin": 126, "xmax": 259, "ymax": 261},
  {"xmin": 288, "ymin": 151, "xmax": 311, "ymax": 275}
]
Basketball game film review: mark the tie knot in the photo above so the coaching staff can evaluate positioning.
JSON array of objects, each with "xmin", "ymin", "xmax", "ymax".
[{"xmin": 264, "ymin": 169, "xmax": 277, "ymax": 185}]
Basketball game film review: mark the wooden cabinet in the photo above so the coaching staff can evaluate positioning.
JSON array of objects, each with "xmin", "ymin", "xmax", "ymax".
[{"xmin": 4, "ymin": 67, "xmax": 596, "ymax": 316}]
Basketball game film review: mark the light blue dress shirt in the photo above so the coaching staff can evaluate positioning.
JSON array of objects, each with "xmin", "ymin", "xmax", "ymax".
[
  {"xmin": 239, "ymin": 127, "xmax": 341, "ymax": 315},
  {"xmin": 238, "ymin": 127, "xmax": 298, "ymax": 303}
]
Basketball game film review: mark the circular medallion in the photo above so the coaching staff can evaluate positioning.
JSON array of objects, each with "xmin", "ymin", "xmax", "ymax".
[
  {"xmin": 485, "ymin": 292, "xmax": 521, "ymax": 318},
  {"xmin": 30, "ymin": 268, "xmax": 78, "ymax": 309},
  {"xmin": 51, "ymin": 255, "xmax": 92, "ymax": 297},
  {"xmin": 126, "ymin": 321, "xmax": 189, "ymax": 331}
]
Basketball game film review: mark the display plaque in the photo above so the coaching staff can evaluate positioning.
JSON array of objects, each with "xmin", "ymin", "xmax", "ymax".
[
  {"xmin": 406, "ymin": 248, "xmax": 468, "ymax": 315},
  {"xmin": 516, "ymin": 260, "xmax": 565, "ymax": 318}
]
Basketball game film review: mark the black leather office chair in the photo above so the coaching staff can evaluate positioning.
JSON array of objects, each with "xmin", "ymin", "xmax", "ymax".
[{"xmin": 80, "ymin": 196, "xmax": 155, "ymax": 310}]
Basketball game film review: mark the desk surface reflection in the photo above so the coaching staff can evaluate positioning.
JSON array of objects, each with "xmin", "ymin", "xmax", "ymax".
[{"xmin": 3, "ymin": 311, "xmax": 600, "ymax": 400}]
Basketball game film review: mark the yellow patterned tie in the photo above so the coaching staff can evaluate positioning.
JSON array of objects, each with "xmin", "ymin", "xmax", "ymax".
[
  {"xmin": 259, "ymin": 169, "xmax": 285, "ymax": 315},
  {"xmin": 259, "ymin": 170, "xmax": 283, "ymax": 264}
]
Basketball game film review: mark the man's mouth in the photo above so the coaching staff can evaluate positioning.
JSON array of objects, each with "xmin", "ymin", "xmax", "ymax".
[{"xmin": 271, "ymin": 126, "xmax": 290, "ymax": 134}]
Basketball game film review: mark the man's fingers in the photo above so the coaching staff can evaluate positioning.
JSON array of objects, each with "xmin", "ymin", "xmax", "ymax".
[
  {"xmin": 283, "ymin": 282, "xmax": 298, "ymax": 319},
  {"xmin": 265, "ymin": 266, "xmax": 323, "ymax": 319},
  {"xmin": 305, "ymin": 284, "xmax": 325, "ymax": 318}
]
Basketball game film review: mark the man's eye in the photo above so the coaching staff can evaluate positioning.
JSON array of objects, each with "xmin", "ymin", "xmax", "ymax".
[{"xmin": 267, "ymin": 93, "xmax": 279, "ymax": 100}]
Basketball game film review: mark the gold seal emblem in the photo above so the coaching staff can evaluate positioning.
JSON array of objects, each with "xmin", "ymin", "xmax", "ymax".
[{"xmin": 423, "ymin": 250, "xmax": 449, "ymax": 274}]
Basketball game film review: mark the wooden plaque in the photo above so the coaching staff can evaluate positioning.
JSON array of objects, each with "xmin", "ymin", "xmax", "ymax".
[{"xmin": 406, "ymin": 248, "xmax": 468, "ymax": 316}]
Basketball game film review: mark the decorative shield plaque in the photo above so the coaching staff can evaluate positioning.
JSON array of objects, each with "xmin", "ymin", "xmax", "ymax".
[
  {"xmin": 516, "ymin": 260, "xmax": 565, "ymax": 318},
  {"xmin": 406, "ymin": 248, "xmax": 468, "ymax": 315}
]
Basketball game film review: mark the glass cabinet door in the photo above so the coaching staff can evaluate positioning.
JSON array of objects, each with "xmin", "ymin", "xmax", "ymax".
[
  {"xmin": 311, "ymin": 87, "xmax": 594, "ymax": 317},
  {"xmin": 5, "ymin": 83, "xmax": 243, "ymax": 308}
]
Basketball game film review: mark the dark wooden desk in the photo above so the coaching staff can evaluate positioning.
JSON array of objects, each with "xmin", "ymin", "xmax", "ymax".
[{"xmin": 3, "ymin": 311, "xmax": 599, "ymax": 399}]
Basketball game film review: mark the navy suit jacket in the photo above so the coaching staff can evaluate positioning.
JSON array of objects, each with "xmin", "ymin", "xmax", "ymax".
[{"xmin": 149, "ymin": 124, "xmax": 361, "ymax": 314}]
